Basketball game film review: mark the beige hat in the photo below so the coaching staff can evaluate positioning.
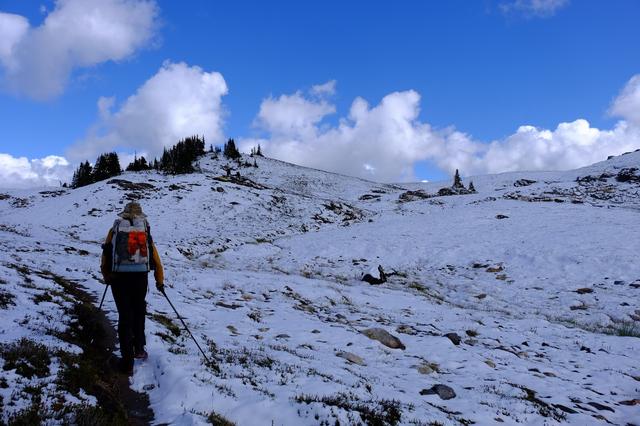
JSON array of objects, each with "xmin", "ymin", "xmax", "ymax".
[{"xmin": 118, "ymin": 201, "xmax": 147, "ymax": 219}]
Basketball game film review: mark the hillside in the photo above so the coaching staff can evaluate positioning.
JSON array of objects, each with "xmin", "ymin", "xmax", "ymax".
[{"xmin": 1, "ymin": 151, "xmax": 639, "ymax": 425}]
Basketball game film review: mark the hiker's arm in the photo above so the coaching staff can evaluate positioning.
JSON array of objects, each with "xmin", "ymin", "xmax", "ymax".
[
  {"xmin": 100, "ymin": 229, "xmax": 113, "ymax": 284},
  {"xmin": 152, "ymin": 243, "xmax": 164, "ymax": 286}
]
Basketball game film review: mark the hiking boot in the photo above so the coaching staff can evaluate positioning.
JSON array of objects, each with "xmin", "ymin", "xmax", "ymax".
[
  {"xmin": 117, "ymin": 357, "xmax": 134, "ymax": 376},
  {"xmin": 134, "ymin": 349, "xmax": 148, "ymax": 361}
]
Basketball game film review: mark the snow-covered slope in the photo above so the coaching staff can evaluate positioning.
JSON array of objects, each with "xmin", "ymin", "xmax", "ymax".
[{"xmin": 1, "ymin": 151, "xmax": 639, "ymax": 425}]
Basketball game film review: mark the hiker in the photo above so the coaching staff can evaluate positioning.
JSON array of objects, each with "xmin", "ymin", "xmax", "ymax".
[{"xmin": 100, "ymin": 201, "xmax": 164, "ymax": 375}]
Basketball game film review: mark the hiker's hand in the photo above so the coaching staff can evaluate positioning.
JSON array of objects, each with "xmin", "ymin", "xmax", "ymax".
[{"xmin": 156, "ymin": 281, "xmax": 164, "ymax": 292}]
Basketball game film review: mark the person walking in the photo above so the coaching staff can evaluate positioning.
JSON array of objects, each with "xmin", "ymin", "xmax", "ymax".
[{"xmin": 100, "ymin": 201, "xmax": 164, "ymax": 375}]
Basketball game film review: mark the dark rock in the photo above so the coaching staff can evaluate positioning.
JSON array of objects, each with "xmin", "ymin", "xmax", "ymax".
[
  {"xmin": 587, "ymin": 402, "xmax": 614, "ymax": 412},
  {"xmin": 107, "ymin": 179, "xmax": 155, "ymax": 191},
  {"xmin": 553, "ymin": 404, "xmax": 578, "ymax": 414},
  {"xmin": 359, "ymin": 194, "xmax": 382, "ymax": 201},
  {"xmin": 420, "ymin": 384, "xmax": 456, "ymax": 400},
  {"xmin": 580, "ymin": 346, "xmax": 592, "ymax": 353},
  {"xmin": 444, "ymin": 333, "xmax": 461, "ymax": 345},
  {"xmin": 437, "ymin": 187, "xmax": 456, "ymax": 196},
  {"xmin": 616, "ymin": 168, "xmax": 640, "ymax": 183},
  {"xmin": 575, "ymin": 288, "xmax": 594, "ymax": 294},
  {"xmin": 496, "ymin": 214, "xmax": 509, "ymax": 219},
  {"xmin": 398, "ymin": 190, "xmax": 432, "ymax": 202},
  {"xmin": 514, "ymin": 179, "xmax": 537, "ymax": 187}
]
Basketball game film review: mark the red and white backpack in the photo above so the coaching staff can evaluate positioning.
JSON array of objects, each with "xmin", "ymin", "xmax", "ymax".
[{"xmin": 111, "ymin": 217, "xmax": 151, "ymax": 273}]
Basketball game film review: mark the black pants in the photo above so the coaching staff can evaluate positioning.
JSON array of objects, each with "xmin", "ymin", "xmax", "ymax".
[{"xmin": 111, "ymin": 273, "xmax": 148, "ymax": 361}]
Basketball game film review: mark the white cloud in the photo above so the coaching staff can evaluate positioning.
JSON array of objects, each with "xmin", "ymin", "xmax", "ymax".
[
  {"xmin": 0, "ymin": 0, "xmax": 159, "ymax": 100},
  {"xmin": 610, "ymin": 75, "xmax": 640, "ymax": 126},
  {"xmin": 242, "ymin": 75, "xmax": 640, "ymax": 182},
  {"xmin": 500, "ymin": 0, "xmax": 570, "ymax": 18},
  {"xmin": 69, "ymin": 61, "xmax": 228, "ymax": 162},
  {"xmin": 254, "ymin": 91, "xmax": 335, "ymax": 140},
  {"xmin": 310, "ymin": 80, "xmax": 336, "ymax": 97},
  {"xmin": 0, "ymin": 154, "xmax": 72, "ymax": 189}
]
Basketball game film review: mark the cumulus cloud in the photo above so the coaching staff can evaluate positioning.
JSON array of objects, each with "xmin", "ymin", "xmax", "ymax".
[
  {"xmin": 241, "ymin": 74, "xmax": 640, "ymax": 182},
  {"xmin": 610, "ymin": 75, "xmax": 640, "ymax": 126},
  {"xmin": 0, "ymin": 154, "xmax": 72, "ymax": 189},
  {"xmin": 0, "ymin": 0, "xmax": 159, "ymax": 100},
  {"xmin": 68, "ymin": 61, "xmax": 228, "ymax": 161},
  {"xmin": 500, "ymin": 0, "xmax": 570, "ymax": 18}
]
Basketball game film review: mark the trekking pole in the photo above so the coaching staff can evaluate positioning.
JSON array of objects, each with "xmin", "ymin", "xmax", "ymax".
[
  {"xmin": 98, "ymin": 284, "xmax": 110, "ymax": 310},
  {"xmin": 160, "ymin": 288, "xmax": 219, "ymax": 372}
]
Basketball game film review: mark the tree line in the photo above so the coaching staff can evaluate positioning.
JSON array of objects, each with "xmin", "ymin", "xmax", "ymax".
[{"xmin": 69, "ymin": 136, "xmax": 245, "ymax": 188}]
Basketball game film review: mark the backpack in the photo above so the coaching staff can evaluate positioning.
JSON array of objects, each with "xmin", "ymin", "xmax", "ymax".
[{"xmin": 110, "ymin": 217, "xmax": 153, "ymax": 273}]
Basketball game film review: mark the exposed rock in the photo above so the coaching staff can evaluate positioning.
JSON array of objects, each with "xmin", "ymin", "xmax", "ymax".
[
  {"xmin": 359, "ymin": 194, "xmax": 382, "ymax": 201},
  {"xmin": 514, "ymin": 179, "xmax": 537, "ymax": 187},
  {"xmin": 587, "ymin": 401, "xmax": 614, "ymax": 412},
  {"xmin": 396, "ymin": 325, "xmax": 418, "ymax": 335},
  {"xmin": 553, "ymin": 404, "xmax": 578, "ymax": 414},
  {"xmin": 575, "ymin": 287, "xmax": 594, "ymax": 294},
  {"xmin": 398, "ymin": 190, "xmax": 432, "ymax": 202},
  {"xmin": 107, "ymin": 179, "xmax": 155, "ymax": 191},
  {"xmin": 336, "ymin": 351, "xmax": 366, "ymax": 366},
  {"xmin": 616, "ymin": 167, "xmax": 640, "ymax": 183},
  {"xmin": 484, "ymin": 359, "xmax": 496, "ymax": 368},
  {"xmin": 213, "ymin": 174, "xmax": 269, "ymax": 190},
  {"xmin": 361, "ymin": 328, "xmax": 406, "ymax": 350},
  {"xmin": 417, "ymin": 362, "xmax": 439, "ymax": 374},
  {"xmin": 496, "ymin": 214, "xmax": 509, "ymax": 219},
  {"xmin": 420, "ymin": 384, "xmax": 456, "ymax": 400},
  {"xmin": 444, "ymin": 333, "xmax": 461, "ymax": 345},
  {"xmin": 437, "ymin": 187, "xmax": 456, "ymax": 197},
  {"xmin": 486, "ymin": 265, "xmax": 504, "ymax": 273}
]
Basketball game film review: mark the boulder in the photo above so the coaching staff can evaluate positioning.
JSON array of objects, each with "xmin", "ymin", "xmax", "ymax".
[
  {"xmin": 336, "ymin": 351, "xmax": 366, "ymax": 366},
  {"xmin": 420, "ymin": 384, "xmax": 456, "ymax": 400},
  {"xmin": 361, "ymin": 328, "xmax": 406, "ymax": 350}
]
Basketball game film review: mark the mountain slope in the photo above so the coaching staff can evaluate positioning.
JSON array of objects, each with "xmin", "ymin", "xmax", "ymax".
[{"xmin": 1, "ymin": 152, "xmax": 639, "ymax": 425}]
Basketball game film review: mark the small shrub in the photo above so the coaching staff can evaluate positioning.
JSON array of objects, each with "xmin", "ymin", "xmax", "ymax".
[
  {"xmin": 0, "ymin": 338, "xmax": 51, "ymax": 379},
  {"xmin": 295, "ymin": 392, "xmax": 402, "ymax": 426},
  {"xmin": 207, "ymin": 412, "xmax": 236, "ymax": 426},
  {"xmin": 0, "ymin": 289, "xmax": 16, "ymax": 308},
  {"xmin": 613, "ymin": 321, "xmax": 640, "ymax": 337}
]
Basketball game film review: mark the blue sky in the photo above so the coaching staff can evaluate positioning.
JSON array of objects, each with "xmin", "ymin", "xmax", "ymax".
[{"xmin": 1, "ymin": 0, "xmax": 639, "ymax": 186}]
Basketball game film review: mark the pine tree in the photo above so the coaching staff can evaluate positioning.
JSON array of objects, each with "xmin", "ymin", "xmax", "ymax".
[
  {"xmin": 126, "ymin": 155, "xmax": 151, "ymax": 171},
  {"xmin": 223, "ymin": 138, "xmax": 241, "ymax": 160},
  {"xmin": 453, "ymin": 169, "xmax": 464, "ymax": 189},
  {"xmin": 71, "ymin": 161, "xmax": 93, "ymax": 188},
  {"xmin": 469, "ymin": 181, "xmax": 476, "ymax": 193},
  {"xmin": 256, "ymin": 144, "xmax": 263, "ymax": 156},
  {"xmin": 92, "ymin": 152, "xmax": 121, "ymax": 182},
  {"xmin": 158, "ymin": 135, "xmax": 206, "ymax": 174}
]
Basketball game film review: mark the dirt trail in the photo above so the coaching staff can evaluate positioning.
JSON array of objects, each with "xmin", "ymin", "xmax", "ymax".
[{"xmin": 32, "ymin": 268, "xmax": 155, "ymax": 424}]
